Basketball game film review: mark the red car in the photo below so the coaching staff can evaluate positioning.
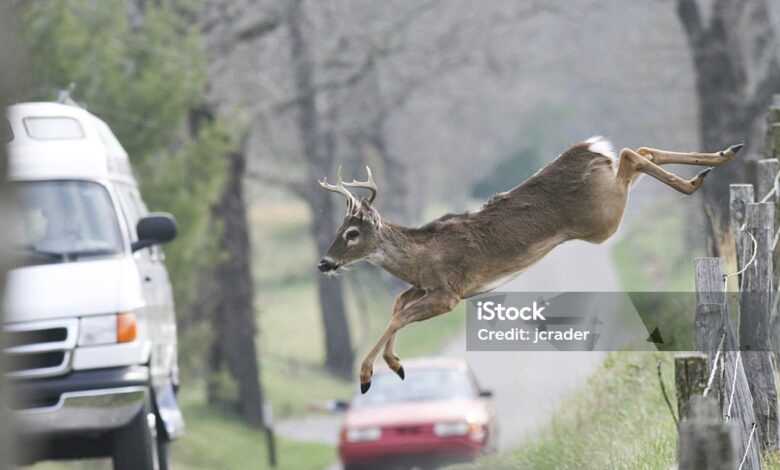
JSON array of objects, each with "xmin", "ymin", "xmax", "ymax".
[{"xmin": 338, "ymin": 357, "xmax": 498, "ymax": 470}]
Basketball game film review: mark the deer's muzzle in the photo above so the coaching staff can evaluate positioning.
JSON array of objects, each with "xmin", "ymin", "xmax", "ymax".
[{"xmin": 317, "ymin": 258, "xmax": 339, "ymax": 272}]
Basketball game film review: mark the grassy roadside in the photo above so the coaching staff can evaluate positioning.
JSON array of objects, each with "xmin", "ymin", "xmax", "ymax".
[
  {"xmin": 455, "ymin": 198, "xmax": 702, "ymax": 469},
  {"xmin": 170, "ymin": 396, "xmax": 334, "ymax": 470},
  {"xmin": 29, "ymin": 393, "xmax": 335, "ymax": 470},
  {"xmin": 454, "ymin": 352, "xmax": 678, "ymax": 470}
]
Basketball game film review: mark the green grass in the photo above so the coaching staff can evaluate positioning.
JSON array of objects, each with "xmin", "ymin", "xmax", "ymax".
[
  {"xmin": 456, "ymin": 198, "xmax": 704, "ymax": 469},
  {"xmin": 453, "ymin": 352, "xmax": 678, "ymax": 470},
  {"xmin": 27, "ymin": 397, "xmax": 335, "ymax": 470},
  {"xmin": 171, "ymin": 400, "xmax": 334, "ymax": 470}
]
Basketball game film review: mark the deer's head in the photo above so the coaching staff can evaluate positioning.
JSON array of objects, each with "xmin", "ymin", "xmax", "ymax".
[{"xmin": 317, "ymin": 166, "xmax": 381, "ymax": 273}]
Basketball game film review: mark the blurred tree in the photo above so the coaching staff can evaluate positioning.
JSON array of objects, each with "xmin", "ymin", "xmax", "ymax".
[
  {"xmin": 472, "ymin": 146, "xmax": 542, "ymax": 200},
  {"xmin": 203, "ymin": 0, "xmax": 490, "ymax": 379},
  {"xmin": 677, "ymin": 0, "xmax": 780, "ymax": 254}
]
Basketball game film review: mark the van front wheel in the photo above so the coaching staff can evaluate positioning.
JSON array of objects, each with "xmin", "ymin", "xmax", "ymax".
[{"xmin": 112, "ymin": 395, "xmax": 157, "ymax": 470}]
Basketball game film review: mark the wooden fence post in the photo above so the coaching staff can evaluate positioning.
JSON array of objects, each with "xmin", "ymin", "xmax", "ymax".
[
  {"xmin": 731, "ymin": 185, "xmax": 755, "ymax": 278},
  {"xmin": 679, "ymin": 396, "xmax": 738, "ymax": 470},
  {"xmin": 765, "ymin": 94, "xmax": 780, "ymax": 159},
  {"xmin": 754, "ymin": 160, "xmax": 778, "ymax": 203},
  {"xmin": 695, "ymin": 257, "xmax": 761, "ymax": 468},
  {"xmin": 739, "ymin": 203, "xmax": 779, "ymax": 451},
  {"xmin": 676, "ymin": 354, "xmax": 709, "ymax": 421}
]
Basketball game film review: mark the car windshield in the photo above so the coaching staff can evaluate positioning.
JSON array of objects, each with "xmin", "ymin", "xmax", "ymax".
[
  {"xmin": 13, "ymin": 180, "xmax": 123, "ymax": 261},
  {"xmin": 351, "ymin": 367, "xmax": 475, "ymax": 407}
]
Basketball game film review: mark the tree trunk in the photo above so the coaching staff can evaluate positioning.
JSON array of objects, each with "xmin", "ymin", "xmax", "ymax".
[
  {"xmin": 309, "ymin": 193, "xmax": 355, "ymax": 379},
  {"xmin": 677, "ymin": 0, "xmax": 780, "ymax": 254},
  {"xmin": 287, "ymin": 0, "xmax": 355, "ymax": 379},
  {"xmin": 205, "ymin": 150, "xmax": 266, "ymax": 427}
]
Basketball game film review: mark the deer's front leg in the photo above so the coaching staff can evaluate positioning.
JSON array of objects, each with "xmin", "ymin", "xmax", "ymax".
[
  {"xmin": 360, "ymin": 289, "xmax": 460, "ymax": 393},
  {"xmin": 382, "ymin": 287, "xmax": 426, "ymax": 379}
]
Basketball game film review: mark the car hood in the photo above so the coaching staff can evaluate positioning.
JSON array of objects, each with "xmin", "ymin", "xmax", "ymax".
[
  {"xmin": 344, "ymin": 398, "xmax": 487, "ymax": 428},
  {"xmin": 3, "ymin": 256, "xmax": 145, "ymax": 324}
]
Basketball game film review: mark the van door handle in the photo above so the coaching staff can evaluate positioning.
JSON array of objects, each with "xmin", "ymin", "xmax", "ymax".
[{"xmin": 144, "ymin": 275, "xmax": 152, "ymax": 282}]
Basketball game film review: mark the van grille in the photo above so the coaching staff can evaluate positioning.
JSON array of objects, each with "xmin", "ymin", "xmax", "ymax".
[{"xmin": 4, "ymin": 319, "xmax": 77, "ymax": 379}]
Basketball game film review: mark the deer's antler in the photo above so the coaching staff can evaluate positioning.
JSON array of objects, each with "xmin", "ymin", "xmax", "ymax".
[
  {"xmin": 319, "ymin": 166, "xmax": 360, "ymax": 214},
  {"xmin": 342, "ymin": 166, "xmax": 377, "ymax": 204}
]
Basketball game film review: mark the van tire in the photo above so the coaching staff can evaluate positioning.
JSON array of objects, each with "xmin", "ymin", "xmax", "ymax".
[{"xmin": 112, "ymin": 395, "xmax": 157, "ymax": 470}]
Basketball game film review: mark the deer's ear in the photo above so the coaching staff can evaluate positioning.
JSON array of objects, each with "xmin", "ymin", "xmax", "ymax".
[{"xmin": 359, "ymin": 199, "xmax": 380, "ymax": 225}]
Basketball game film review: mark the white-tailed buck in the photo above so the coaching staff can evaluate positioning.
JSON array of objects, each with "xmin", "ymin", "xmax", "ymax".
[{"xmin": 317, "ymin": 137, "xmax": 742, "ymax": 393}]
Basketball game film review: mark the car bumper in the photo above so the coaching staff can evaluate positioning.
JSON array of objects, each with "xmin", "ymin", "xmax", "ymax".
[
  {"xmin": 339, "ymin": 435, "xmax": 483, "ymax": 467},
  {"xmin": 10, "ymin": 365, "xmax": 149, "ymax": 435}
]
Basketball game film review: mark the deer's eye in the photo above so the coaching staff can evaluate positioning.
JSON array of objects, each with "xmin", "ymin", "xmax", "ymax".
[{"xmin": 346, "ymin": 229, "xmax": 360, "ymax": 241}]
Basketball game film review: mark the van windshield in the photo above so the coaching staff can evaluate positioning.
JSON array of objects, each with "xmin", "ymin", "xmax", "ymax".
[{"xmin": 13, "ymin": 180, "xmax": 123, "ymax": 261}]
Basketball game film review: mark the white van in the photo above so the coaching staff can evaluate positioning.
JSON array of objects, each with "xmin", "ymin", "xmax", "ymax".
[{"xmin": 3, "ymin": 102, "xmax": 184, "ymax": 469}]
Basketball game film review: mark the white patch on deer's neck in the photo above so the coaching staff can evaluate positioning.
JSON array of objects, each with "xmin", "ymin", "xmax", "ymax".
[{"xmin": 365, "ymin": 250, "xmax": 387, "ymax": 266}]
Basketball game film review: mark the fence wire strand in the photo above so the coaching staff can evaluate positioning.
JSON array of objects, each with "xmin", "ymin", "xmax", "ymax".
[
  {"xmin": 703, "ymin": 332, "xmax": 726, "ymax": 398},
  {"xmin": 723, "ymin": 225, "xmax": 757, "ymax": 293},
  {"xmin": 738, "ymin": 423, "xmax": 757, "ymax": 470},
  {"xmin": 725, "ymin": 351, "xmax": 742, "ymax": 423}
]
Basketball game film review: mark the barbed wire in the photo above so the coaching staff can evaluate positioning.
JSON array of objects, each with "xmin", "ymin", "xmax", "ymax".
[
  {"xmin": 739, "ymin": 423, "xmax": 757, "ymax": 470},
  {"xmin": 702, "ymin": 332, "xmax": 726, "ymax": 398},
  {"xmin": 723, "ymin": 224, "xmax": 757, "ymax": 293},
  {"xmin": 725, "ymin": 351, "xmax": 742, "ymax": 423}
]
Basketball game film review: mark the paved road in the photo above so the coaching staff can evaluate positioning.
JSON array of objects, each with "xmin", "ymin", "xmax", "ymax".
[{"xmin": 276, "ymin": 238, "xmax": 621, "ymax": 467}]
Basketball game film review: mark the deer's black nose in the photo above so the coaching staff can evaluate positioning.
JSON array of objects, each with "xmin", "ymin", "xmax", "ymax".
[{"xmin": 318, "ymin": 258, "xmax": 337, "ymax": 272}]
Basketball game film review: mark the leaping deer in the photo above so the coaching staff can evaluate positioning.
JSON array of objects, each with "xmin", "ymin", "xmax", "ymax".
[{"xmin": 317, "ymin": 137, "xmax": 742, "ymax": 393}]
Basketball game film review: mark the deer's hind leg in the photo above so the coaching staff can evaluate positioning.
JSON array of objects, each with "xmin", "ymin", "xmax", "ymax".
[
  {"xmin": 617, "ymin": 148, "xmax": 714, "ymax": 195},
  {"xmin": 382, "ymin": 287, "xmax": 426, "ymax": 380},
  {"xmin": 636, "ymin": 143, "xmax": 743, "ymax": 166}
]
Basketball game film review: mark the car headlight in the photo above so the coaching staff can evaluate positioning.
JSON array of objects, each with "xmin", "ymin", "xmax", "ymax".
[
  {"xmin": 78, "ymin": 313, "xmax": 137, "ymax": 346},
  {"xmin": 434, "ymin": 421, "xmax": 470, "ymax": 437},
  {"xmin": 345, "ymin": 426, "xmax": 382, "ymax": 442}
]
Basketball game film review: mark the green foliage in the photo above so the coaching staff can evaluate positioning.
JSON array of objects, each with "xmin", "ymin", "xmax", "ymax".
[
  {"xmin": 20, "ymin": 0, "xmax": 229, "ymax": 313},
  {"xmin": 21, "ymin": 0, "xmax": 204, "ymax": 159},
  {"xmin": 140, "ymin": 121, "xmax": 230, "ymax": 307}
]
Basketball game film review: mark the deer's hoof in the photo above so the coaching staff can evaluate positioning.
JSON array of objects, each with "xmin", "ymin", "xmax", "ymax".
[
  {"xmin": 395, "ymin": 366, "xmax": 405, "ymax": 380},
  {"xmin": 696, "ymin": 167, "xmax": 713, "ymax": 180},
  {"xmin": 725, "ymin": 142, "xmax": 744, "ymax": 156},
  {"xmin": 360, "ymin": 381, "xmax": 372, "ymax": 394}
]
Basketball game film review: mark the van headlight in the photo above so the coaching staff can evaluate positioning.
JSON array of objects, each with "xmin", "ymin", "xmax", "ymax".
[
  {"xmin": 78, "ymin": 313, "xmax": 137, "ymax": 346},
  {"xmin": 345, "ymin": 426, "xmax": 382, "ymax": 442}
]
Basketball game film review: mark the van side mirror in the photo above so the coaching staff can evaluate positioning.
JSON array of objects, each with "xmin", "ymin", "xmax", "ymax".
[{"xmin": 132, "ymin": 213, "xmax": 177, "ymax": 252}]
